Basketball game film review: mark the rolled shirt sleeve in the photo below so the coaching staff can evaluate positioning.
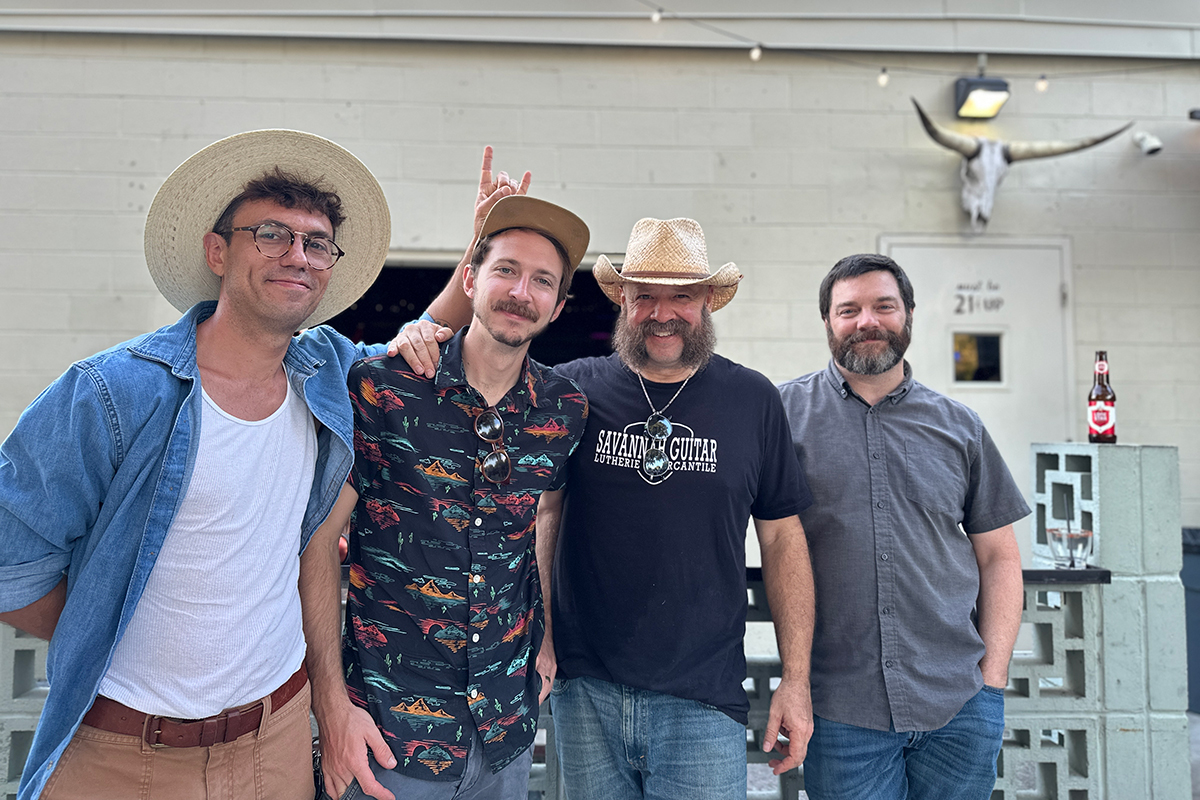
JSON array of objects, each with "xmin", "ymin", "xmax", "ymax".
[{"xmin": 0, "ymin": 363, "xmax": 119, "ymax": 612}]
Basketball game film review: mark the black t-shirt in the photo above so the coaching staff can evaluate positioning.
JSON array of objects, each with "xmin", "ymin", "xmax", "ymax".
[{"xmin": 552, "ymin": 353, "xmax": 812, "ymax": 723}]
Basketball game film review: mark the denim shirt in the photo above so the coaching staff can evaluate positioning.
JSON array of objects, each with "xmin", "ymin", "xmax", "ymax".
[{"xmin": 0, "ymin": 302, "xmax": 384, "ymax": 799}]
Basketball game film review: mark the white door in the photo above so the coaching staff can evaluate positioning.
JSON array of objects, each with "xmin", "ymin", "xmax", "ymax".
[{"xmin": 880, "ymin": 236, "xmax": 1076, "ymax": 565}]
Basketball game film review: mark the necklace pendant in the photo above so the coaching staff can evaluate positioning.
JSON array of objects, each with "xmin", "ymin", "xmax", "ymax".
[
  {"xmin": 645, "ymin": 412, "xmax": 672, "ymax": 440},
  {"xmin": 643, "ymin": 448, "xmax": 669, "ymax": 477}
]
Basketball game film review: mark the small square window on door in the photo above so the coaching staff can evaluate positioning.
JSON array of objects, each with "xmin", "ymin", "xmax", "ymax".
[{"xmin": 954, "ymin": 332, "xmax": 1002, "ymax": 382}]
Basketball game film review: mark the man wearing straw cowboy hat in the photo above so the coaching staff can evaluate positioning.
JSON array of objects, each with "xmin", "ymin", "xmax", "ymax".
[
  {"xmin": 0, "ymin": 129, "xmax": 403, "ymax": 800},
  {"xmin": 397, "ymin": 213, "xmax": 816, "ymax": 800}
]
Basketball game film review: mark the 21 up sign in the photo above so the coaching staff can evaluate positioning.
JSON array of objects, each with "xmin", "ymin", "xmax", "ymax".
[{"xmin": 954, "ymin": 280, "xmax": 1004, "ymax": 315}]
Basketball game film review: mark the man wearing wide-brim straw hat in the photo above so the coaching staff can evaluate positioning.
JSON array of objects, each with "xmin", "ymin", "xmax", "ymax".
[
  {"xmin": 0, "ymin": 128, "xmax": 413, "ymax": 800},
  {"xmin": 398, "ymin": 203, "xmax": 818, "ymax": 800},
  {"xmin": 591, "ymin": 216, "xmax": 742, "ymax": 314}
]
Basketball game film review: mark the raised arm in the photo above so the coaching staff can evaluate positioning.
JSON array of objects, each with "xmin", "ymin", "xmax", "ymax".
[
  {"xmin": 427, "ymin": 145, "xmax": 531, "ymax": 328},
  {"xmin": 301, "ymin": 482, "xmax": 397, "ymax": 800},
  {"xmin": 755, "ymin": 513, "xmax": 815, "ymax": 775},
  {"xmin": 386, "ymin": 146, "xmax": 533, "ymax": 372}
]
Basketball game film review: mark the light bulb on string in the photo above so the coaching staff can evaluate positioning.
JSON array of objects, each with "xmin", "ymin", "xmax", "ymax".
[
  {"xmin": 1035, "ymin": 74, "xmax": 1049, "ymax": 92},
  {"xmin": 877, "ymin": 67, "xmax": 889, "ymax": 87},
  {"xmin": 749, "ymin": 44, "xmax": 763, "ymax": 62},
  {"xmin": 650, "ymin": 8, "xmax": 662, "ymax": 23}
]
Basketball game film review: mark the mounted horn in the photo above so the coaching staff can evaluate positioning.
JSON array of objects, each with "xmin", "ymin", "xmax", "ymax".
[
  {"xmin": 912, "ymin": 98, "xmax": 980, "ymax": 159},
  {"xmin": 911, "ymin": 97, "xmax": 1133, "ymax": 231},
  {"xmin": 1005, "ymin": 122, "xmax": 1133, "ymax": 162}
]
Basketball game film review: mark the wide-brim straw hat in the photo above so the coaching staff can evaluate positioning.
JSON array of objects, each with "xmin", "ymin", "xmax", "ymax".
[
  {"xmin": 593, "ymin": 217, "xmax": 742, "ymax": 312},
  {"xmin": 144, "ymin": 129, "xmax": 391, "ymax": 328},
  {"xmin": 478, "ymin": 195, "xmax": 590, "ymax": 286}
]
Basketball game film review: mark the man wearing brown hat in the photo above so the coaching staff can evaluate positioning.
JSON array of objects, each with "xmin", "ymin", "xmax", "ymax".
[
  {"xmin": 396, "ymin": 213, "xmax": 816, "ymax": 800},
  {"xmin": 0, "ymin": 129, "xmax": 397, "ymax": 800},
  {"xmin": 306, "ymin": 192, "xmax": 591, "ymax": 800}
]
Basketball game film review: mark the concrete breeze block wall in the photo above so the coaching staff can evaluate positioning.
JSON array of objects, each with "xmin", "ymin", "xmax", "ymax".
[{"xmin": 0, "ymin": 32, "xmax": 1197, "ymax": 524}]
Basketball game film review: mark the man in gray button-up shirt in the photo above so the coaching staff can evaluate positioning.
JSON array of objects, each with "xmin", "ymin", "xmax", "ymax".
[{"xmin": 777, "ymin": 253, "xmax": 1028, "ymax": 800}]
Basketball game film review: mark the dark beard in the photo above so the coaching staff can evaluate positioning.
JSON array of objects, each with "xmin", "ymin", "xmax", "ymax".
[
  {"xmin": 612, "ymin": 305, "xmax": 716, "ymax": 372},
  {"xmin": 827, "ymin": 316, "xmax": 912, "ymax": 375}
]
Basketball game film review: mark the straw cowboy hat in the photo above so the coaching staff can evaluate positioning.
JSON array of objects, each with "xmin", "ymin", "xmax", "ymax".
[
  {"xmin": 477, "ymin": 195, "xmax": 590, "ymax": 285},
  {"xmin": 592, "ymin": 217, "xmax": 742, "ymax": 312},
  {"xmin": 144, "ymin": 129, "xmax": 391, "ymax": 328}
]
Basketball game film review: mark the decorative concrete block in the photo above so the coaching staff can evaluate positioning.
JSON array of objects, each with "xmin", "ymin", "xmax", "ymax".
[
  {"xmin": 1022, "ymin": 442, "xmax": 1190, "ymax": 799},
  {"xmin": 1102, "ymin": 578, "xmax": 1149, "ymax": 711},
  {"xmin": 1104, "ymin": 713, "xmax": 1150, "ymax": 798},
  {"xmin": 1030, "ymin": 443, "xmax": 1159, "ymax": 573},
  {"xmin": 994, "ymin": 714, "xmax": 1099, "ymax": 799},
  {"xmin": 0, "ymin": 626, "xmax": 48, "ymax": 717},
  {"xmin": 1145, "ymin": 580, "xmax": 1188, "ymax": 712},
  {"xmin": 1142, "ymin": 445, "xmax": 1183, "ymax": 573},
  {"xmin": 0, "ymin": 713, "xmax": 39, "ymax": 798},
  {"xmin": 1008, "ymin": 586, "xmax": 1103, "ymax": 713},
  {"xmin": 1149, "ymin": 712, "xmax": 1191, "ymax": 799}
]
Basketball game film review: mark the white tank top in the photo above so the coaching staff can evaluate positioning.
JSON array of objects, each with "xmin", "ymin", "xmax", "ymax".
[{"xmin": 99, "ymin": 372, "xmax": 315, "ymax": 718}]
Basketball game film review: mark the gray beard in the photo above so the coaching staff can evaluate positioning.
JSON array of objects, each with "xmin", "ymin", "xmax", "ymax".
[
  {"xmin": 827, "ymin": 316, "xmax": 912, "ymax": 376},
  {"xmin": 612, "ymin": 306, "xmax": 716, "ymax": 373}
]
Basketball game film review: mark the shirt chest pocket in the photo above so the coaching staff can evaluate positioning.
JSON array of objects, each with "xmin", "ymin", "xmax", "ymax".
[{"xmin": 903, "ymin": 440, "xmax": 968, "ymax": 514}]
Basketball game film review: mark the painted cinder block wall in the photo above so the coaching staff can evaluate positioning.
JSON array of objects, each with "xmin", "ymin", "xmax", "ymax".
[{"xmin": 0, "ymin": 32, "xmax": 1197, "ymax": 524}]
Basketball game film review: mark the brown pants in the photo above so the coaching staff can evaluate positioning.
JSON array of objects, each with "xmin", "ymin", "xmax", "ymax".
[{"xmin": 42, "ymin": 683, "xmax": 314, "ymax": 800}]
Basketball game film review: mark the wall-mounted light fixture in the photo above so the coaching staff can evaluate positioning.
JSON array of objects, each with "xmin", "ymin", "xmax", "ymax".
[
  {"xmin": 955, "ymin": 77, "xmax": 1010, "ymax": 118},
  {"xmin": 955, "ymin": 54, "xmax": 1010, "ymax": 119}
]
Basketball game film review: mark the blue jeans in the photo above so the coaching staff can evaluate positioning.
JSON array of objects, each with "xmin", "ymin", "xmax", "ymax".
[
  {"xmin": 803, "ymin": 685, "xmax": 1005, "ymax": 800},
  {"xmin": 332, "ymin": 726, "xmax": 532, "ymax": 800},
  {"xmin": 550, "ymin": 675, "xmax": 746, "ymax": 800}
]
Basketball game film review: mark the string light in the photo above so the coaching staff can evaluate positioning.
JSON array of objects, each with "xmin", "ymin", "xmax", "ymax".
[{"xmin": 633, "ymin": 2, "xmax": 1188, "ymax": 90}]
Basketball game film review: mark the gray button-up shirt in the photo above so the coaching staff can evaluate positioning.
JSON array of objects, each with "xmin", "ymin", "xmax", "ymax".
[{"xmin": 777, "ymin": 360, "xmax": 1029, "ymax": 732}]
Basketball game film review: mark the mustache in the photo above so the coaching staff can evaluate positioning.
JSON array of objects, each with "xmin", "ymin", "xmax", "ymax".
[
  {"xmin": 846, "ymin": 328, "xmax": 892, "ymax": 344},
  {"xmin": 637, "ymin": 319, "xmax": 690, "ymax": 337},
  {"xmin": 491, "ymin": 299, "xmax": 538, "ymax": 322}
]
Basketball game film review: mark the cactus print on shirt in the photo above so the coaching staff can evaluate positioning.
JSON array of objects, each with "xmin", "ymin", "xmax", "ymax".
[{"xmin": 343, "ymin": 331, "xmax": 587, "ymax": 781}]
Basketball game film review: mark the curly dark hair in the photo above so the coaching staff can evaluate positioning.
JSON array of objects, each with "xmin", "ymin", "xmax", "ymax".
[{"xmin": 211, "ymin": 168, "xmax": 345, "ymax": 241}]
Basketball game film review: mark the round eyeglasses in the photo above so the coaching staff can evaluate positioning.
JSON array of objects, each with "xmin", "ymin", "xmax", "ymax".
[
  {"xmin": 228, "ymin": 222, "xmax": 344, "ymax": 270},
  {"xmin": 642, "ymin": 412, "xmax": 672, "ymax": 477},
  {"xmin": 475, "ymin": 407, "xmax": 512, "ymax": 485}
]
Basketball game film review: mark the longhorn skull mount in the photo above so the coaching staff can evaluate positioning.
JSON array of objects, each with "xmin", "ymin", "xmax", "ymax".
[{"xmin": 911, "ymin": 98, "xmax": 1132, "ymax": 232}]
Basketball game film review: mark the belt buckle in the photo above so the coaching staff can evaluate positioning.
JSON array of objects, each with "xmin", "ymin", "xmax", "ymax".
[{"xmin": 143, "ymin": 715, "xmax": 169, "ymax": 749}]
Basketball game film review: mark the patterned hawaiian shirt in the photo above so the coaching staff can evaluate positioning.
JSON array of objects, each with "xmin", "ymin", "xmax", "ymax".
[{"xmin": 343, "ymin": 330, "xmax": 588, "ymax": 781}]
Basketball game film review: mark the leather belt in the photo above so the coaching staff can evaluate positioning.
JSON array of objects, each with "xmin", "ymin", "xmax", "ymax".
[{"xmin": 82, "ymin": 663, "xmax": 308, "ymax": 748}]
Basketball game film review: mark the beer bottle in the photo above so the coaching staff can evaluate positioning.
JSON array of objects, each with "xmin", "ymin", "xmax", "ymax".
[{"xmin": 1088, "ymin": 351, "xmax": 1117, "ymax": 444}]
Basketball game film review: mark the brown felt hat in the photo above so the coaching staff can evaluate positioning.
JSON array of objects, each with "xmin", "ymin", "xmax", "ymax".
[{"xmin": 477, "ymin": 195, "xmax": 590, "ymax": 286}]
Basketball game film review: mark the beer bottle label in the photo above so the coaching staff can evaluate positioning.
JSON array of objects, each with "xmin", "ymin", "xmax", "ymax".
[
  {"xmin": 1088, "ymin": 401, "xmax": 1116, "ymax": 434},
  {"xmin": 1095, "ymin": 360, "xmax": 1109, "ymax": 375}
]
